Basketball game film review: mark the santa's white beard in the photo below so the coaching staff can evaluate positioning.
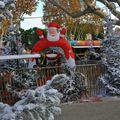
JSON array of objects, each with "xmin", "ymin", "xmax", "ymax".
[{"xmin": 47, "ymin": 32, "xmax": 60, "ymax": 42}]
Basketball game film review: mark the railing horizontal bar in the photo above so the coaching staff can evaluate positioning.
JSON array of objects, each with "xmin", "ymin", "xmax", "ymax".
[{"xmin": 0, "ymin": 54, "xmax": 41, "ymax": 60}]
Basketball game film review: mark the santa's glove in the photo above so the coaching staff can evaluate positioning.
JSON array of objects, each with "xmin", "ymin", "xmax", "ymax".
[
  {"xmin": 66, "ymin": 57, "xmax": 76, "ymax": 72},
  {"xmin": 60, "ymin": 28, "xmax": 67, "ymax": 38},
  {"xmin": 35, "ymin": 29, "xmax": 44, "ymax": 39}
]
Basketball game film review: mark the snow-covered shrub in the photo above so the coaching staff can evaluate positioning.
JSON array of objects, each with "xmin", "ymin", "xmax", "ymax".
[
  {"xmin": 0, "ymin": 0, "xmax": 15, "ymax": 21},
  {"xmin": 0, "ymin": 64, "xmax": 87, "ymax": 120},
  {"xmin": 99, "ymin": 17, "xmax": 120, "ymax": 95},
  {"xmin": 0, "ymin": 73, "xmax": 68, "ymax": 120}
]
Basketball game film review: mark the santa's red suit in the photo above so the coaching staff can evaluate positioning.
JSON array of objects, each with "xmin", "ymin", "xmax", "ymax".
[{"xmin": 31, "ymin": 22, "xmax": 76, "ymax": 69}]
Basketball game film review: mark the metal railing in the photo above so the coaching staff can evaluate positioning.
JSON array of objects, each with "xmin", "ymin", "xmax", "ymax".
[
  {"xmin": 0, "ymin": 64, "xmax": 104, "ymax": 105},
  {"xmin": 76, "ymin": 64, "xmax": 103, "ymax": 96}
]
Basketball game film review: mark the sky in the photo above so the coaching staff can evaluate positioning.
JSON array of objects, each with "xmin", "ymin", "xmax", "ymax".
[
  {"xmin": 21, "ymin": 1, "xmax": 119, "ymax": 30},
  {"xmin": 21, "ymin": 1, "xmax": 45, "ymax": 30}
]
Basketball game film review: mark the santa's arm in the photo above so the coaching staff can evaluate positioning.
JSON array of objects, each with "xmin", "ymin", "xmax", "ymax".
[
  {"xmin": 60, "ymin": 39, "xmax": 76, "ymax": 69},
  {"xmin": 65, "ymin": 47, "xmax": 76, "ymax": 69},
  {"xmin": 29, "ymin": 39, "xmax": 47, "ymax": 68},
  {"xmin": 31, "ymin": 39, "xmax": 47, "ymax": 53}
]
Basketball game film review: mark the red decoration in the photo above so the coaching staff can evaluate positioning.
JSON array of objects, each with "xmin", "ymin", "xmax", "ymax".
[
  {"xmin": 93, "ymin": 40, "xmax": 101, "ymax": 46},
  {"xmin": 31, "ymin": 22, "xmax": 76, "ymax": 68}
]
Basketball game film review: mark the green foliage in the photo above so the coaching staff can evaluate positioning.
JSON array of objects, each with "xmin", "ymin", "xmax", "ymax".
[{"xmin": 20, "ymin": 28, "xmax": 47, "ymax": 49}]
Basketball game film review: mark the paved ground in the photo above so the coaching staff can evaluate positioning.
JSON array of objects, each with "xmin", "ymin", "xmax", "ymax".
[{"xmin": 55, "ymin": 99, "xmax": 120, "ymax": 120}]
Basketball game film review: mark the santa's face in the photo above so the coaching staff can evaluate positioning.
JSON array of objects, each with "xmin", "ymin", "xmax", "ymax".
[
  {"xmin": 48, "ymin": 28, "xmax": 57, "ymax": 36},
  {"xmin": 47, "ymin": 28, "xmax": 60, "ymax": 41}
]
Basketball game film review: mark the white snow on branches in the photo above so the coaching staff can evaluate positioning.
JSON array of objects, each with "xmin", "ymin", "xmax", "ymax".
[
  {"xmin": 0, "ymin": 74, "xmax": 69, "ymax": 120},
  {"xmin": 0, "ymin": 0, "xmax": 15, "ymax": 21},
  {"xmin": 0, "ymin": 1, "xmax": 5, "ymax": 8}
]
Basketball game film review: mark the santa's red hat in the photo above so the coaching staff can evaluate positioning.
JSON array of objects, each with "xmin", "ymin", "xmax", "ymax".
[
  {"xmin": 60, "ymin": 28, "xmax": 66, "ymax": 38},
  {"xmin": 47, "ymin": 22, "xmax": 61, "ymax": 29},
  {"xmin": 35, "ymin": 29, "xmax": 44, "ymax": 39}
]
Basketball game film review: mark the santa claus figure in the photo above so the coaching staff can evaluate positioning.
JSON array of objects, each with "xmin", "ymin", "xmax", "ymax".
[{"xmin": 31, "ymin": 22, "xmax": 76, "ymax": 69}]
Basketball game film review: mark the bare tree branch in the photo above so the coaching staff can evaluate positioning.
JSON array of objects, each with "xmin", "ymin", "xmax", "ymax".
[
  {"xmin": 97, "ymin": 0, "xmax": 120, "ymax": 19},
  {"xmin": 42, "ymin": 0, "xmax": 120, "ymax": 25}
]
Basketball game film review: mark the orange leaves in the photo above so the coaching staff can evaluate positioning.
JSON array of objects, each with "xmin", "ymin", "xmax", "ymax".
[
  {"xmin": 43, "ymin": 0, "xmax": 103, "ymax": 36},
  {"xmin": 13, "ymin": 0, "xmax": 38, "ymax": 23},
  {"xmin": 0, "ymin": 19, "xmax": 10, "ymax": 35}
]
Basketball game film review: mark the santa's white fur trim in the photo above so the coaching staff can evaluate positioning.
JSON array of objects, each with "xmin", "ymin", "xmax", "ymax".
[
  {"xmin": 48, "ymin": 27, "xmax": 58, "ymax": 30},
  {"xmin": 39, "ymin": 35, "xmax": 44, "ymax": 39},
  {"xmin": 60, "ymin": 34, "xmax": 65, "ymax": 38},
  {"xmin": 59, "ymin": 28, "xmax": 62, "ymax": 30}
]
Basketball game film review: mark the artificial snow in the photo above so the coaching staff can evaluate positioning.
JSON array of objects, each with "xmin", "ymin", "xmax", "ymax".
[{"xmin": 0, "ymin": 1, "xmax": 5, "ymax": 8}]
